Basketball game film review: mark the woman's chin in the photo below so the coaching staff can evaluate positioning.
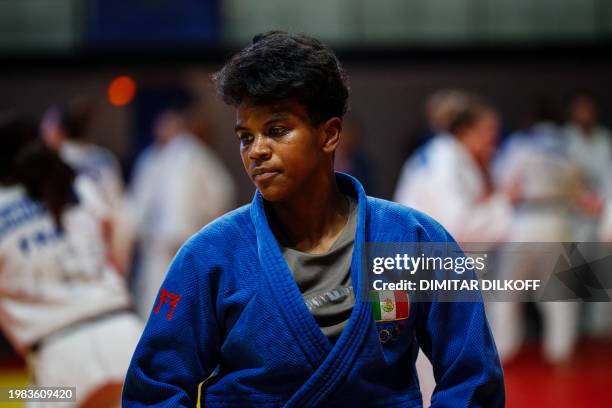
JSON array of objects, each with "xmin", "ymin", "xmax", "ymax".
[
  {"xmin": 258, "ymin": 188, "xmax": 287, "ymax": 202},
  {"xmin": 257, "ymin": 182, "xmax": 295, "ymax": 203}
]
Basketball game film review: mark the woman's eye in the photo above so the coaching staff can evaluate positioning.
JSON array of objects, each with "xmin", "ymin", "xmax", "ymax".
[
  {"xmin": 269, "ymin": 126, "xmax": 288, "ymax": 137},
  {"xmin": 239, "ymin": 134, "xmax": 253, "ymax": 145}
]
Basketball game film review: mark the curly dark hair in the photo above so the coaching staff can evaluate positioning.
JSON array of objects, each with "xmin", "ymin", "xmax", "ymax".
[{"xmin": 212, "ymin": 31, "xmax": 349, "ymax": 125}]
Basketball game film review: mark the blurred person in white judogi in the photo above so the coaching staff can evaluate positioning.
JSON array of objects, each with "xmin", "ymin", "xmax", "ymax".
[
  {"xmin": 0, "ymin": 113, "xmax": 142, "ymax": 408},
  {"xmin": 564, "ymin": 92, "xmax": 612, "ymax": 337},
  {"xmin": 395, "ymin": 89, "xmax": 472, "ymax": 212},
  {"xmin": 395, "ymin": 94, "xmax": 515, "ymax": 243},
  {"xmin": 492, "ymin": 99, "xmax": 583, "ymax": 365},
  {"xmin": 129, "ymin": 99, "xmax": 236, "ymax": 318},
  {"xmin": 394, "ymin": 94, "xmax": 514, "ymax": 405},
  {"xmin": 564, "ymin": 92, "xmax": 612, "ymax": 240},
  {"xmin": 40, "ymin": 99, "xmax": 133, "ymax": 276}
]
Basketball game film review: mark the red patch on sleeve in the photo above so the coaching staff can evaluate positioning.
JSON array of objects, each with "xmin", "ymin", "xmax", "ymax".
[{"xmin": 154, "ymin": 288, "xmax": 181, "ymax": 320}]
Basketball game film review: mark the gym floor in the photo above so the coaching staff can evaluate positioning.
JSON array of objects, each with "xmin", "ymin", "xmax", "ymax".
[{"xmin": 0, "ymin": 339, "xmax": 611, "ymax": 407}]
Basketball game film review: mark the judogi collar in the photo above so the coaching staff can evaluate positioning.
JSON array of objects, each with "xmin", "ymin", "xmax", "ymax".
[{"xmin": 249, "ymin": 172, "xmax": 372, "ymax": 407}]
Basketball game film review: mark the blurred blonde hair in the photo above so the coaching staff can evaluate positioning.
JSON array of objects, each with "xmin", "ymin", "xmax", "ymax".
[{"xmin": 426, "ymin": 89, "xmax": 473, "ymax": 133}]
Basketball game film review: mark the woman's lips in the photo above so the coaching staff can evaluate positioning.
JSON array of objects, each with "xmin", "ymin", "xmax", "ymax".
[{"xmin": 253, "ymin": 171, "xmax": 279, "ymax": 182}]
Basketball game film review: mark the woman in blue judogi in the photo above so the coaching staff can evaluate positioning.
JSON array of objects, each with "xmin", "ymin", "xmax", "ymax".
[{"xmin": 123, "ymin": 31, "xmax": 504, "ymax": 407}]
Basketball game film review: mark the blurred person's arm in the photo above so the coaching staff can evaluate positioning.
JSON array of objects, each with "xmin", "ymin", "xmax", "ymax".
[
  {"xmin": 99, "ymin": 216, "xmax": 125, "ymax": 276},
  {"xmin": 568, "ymin": 163, "xmax": 606, "ymax": 218},
  {"xmin": 122, "ymin": 242, "xmax": 220, "ymax": 407},
  {"xmin": 107, "ymin": 197, "xmax": 138, "ymax": 278},
  {"xmin": 574, "ymin": 189, "xmax": 605, "ymax": 218},
  {"xmin": 600, "ymin": 201, "xmax": 612, "ymax": 242},
  {"xmin": 397, "ymin": 139, "xmax": 513, "ymax": 243},
  {"xmin": 424, "ymin": 163, "xmax": 512, "ymax": 243},
  {"xmin": 74, "ymin": 175, "xmax": 126, "ymax": 275},
  {"xmin": 97, "ymin": 151, "xmax": 138, "ymax": 275}
]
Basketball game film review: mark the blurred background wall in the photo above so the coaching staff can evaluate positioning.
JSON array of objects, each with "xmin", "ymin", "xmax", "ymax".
[
  {"xmin": 1, "ymin": 0, "xmax": 611, "ymax": 202},
  {"xmin": 1, "ymin": 0, "xmax": 611, "ymax": 49}
]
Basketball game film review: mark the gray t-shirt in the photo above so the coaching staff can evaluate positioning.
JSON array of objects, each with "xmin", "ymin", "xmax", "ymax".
[{"xmin": 281, "ymin": 196, "xmax": 357, "ymax": 343}]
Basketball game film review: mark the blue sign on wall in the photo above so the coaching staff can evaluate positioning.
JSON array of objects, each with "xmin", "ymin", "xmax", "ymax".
[{"xmin": 87, "ymin": 0, "xmax": 220, "ymax": 46}]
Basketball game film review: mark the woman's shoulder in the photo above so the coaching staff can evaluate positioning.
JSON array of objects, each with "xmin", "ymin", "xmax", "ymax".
[
  {"xmin": 183, "ymin": 203, "xmax": 254, "ymax": 253},
  {"xmin": 0, "ymin": 185, "xmax": 42, "ymax": 240},
  {"xmin": 168, "ymin": 204, "xmax": 257, "ymax": 288},
  {"xmin": 365, "ymin": 196, "xmax": 454, "ymax": 243}
]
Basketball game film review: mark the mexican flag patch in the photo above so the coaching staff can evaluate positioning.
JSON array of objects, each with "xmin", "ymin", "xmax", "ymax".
[{"xmin": 370, "ymin": 290, "xmax": 409, "ymax": 322}]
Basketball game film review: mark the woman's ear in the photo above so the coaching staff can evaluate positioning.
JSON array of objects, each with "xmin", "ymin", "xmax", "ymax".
[{"xmin": 321, "ymin": 117, "xmax": 342, "ymax": 154}]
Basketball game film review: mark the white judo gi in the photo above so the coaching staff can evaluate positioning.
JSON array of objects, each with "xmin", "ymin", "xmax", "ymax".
[
  {"xmin": 59, "ymin": 140, "xmax": 135, "ymax": 275},
  {"xmin": 564, "ymin": 123, "xmax": 612, "ymax": 336},
  {"xmin": 564, "ymin": 123, "xmax": 612, "ymax": 240},
  {"xmin": 394, "ymin": 134, "xmax": 513, "ymax": 405},
  {"xmin": 129, "ymin": 134, "xmax": 236, "ymax": 318},
  {"xmin": 0, "ymin": 178, "xmax": 142, "ymax": 408},
  {"xmin": 492, "ymin": 122, "xmax": 581, "ymax": 363},
  {"xmin": 395, "ymin": 134, "xmax": 513, "ymax": 243}
]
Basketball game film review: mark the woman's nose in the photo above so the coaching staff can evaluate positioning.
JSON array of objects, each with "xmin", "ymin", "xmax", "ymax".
[{"xmin": 248, "ymin": 135, "xmax": 272, "ymax": 160}]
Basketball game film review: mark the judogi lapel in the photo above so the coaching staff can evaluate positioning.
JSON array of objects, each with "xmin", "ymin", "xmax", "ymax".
[{"xmin": 250, "ymin": 173, "xmax": 373, "ymax": 407}]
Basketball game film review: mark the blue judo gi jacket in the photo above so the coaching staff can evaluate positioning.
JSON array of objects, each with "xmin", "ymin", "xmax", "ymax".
[{"xmin": 123, "ymin": 173, "xmax": 505, "ymax": 407}]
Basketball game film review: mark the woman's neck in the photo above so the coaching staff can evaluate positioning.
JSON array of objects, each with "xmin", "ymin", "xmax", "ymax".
[{"xmin": 267, "ymin": 172, "xmax": 349, "ymax": 254}]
